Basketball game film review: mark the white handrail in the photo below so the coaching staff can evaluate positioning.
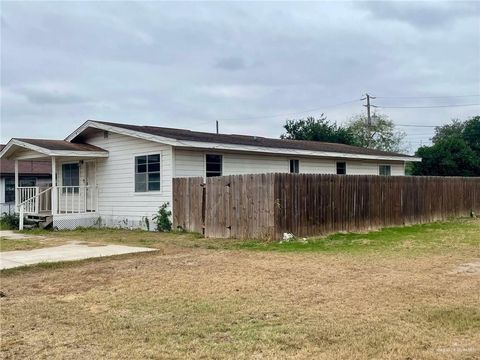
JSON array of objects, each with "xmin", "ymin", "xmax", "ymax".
[
  {"xmin": 18, "ymin": 187, "xmax": 52, "ymax": 207},
  {"xmin": 17, "ymin": 187, "xmax": 52, "ymax": 215}
]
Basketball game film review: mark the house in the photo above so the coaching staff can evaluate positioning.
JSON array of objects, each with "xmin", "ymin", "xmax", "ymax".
[
  {"xmin": 0, "ymin": 120, "xmax": 421, "ymax": 229},
  {"xmin": 0, "ymin": 145, "xmax": 51, "ymax": 215}
]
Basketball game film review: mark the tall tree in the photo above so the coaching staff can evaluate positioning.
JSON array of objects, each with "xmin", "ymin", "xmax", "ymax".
[
  {"xmin": 345, "ymin": 113, "xmax": 406, "ymax": 152},
  {"xmin": 463, "ymin": 116, "xmax": 480, "ymax": 155},
  {"xmin": 412, "ymin": 116, "xmax": 480, "ymax": 176},
  {"xmin": 281, "ymin": 115, "xmax": 357, "ymax": 145},
  {"xmin": 431, "ymin": 118, "xmax": 465, "ymax": 143}
]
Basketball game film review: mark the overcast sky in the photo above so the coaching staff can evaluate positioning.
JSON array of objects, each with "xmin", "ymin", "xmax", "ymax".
[{"xmin": 1, "ymin": 1, "xmax": 479, "ymax": 152}]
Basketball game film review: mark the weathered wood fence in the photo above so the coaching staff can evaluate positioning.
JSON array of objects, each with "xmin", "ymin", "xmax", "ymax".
[{"xmin": 173, "ymin": 174, "xmax": 480, "ymax": 240}]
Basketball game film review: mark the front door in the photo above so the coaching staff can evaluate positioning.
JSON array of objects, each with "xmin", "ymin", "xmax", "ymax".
[{"xmin": 84, "ymin": 161, "xmax": 96, "ymax": 211}]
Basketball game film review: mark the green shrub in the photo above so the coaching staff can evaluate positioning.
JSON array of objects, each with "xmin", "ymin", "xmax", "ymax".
[
  {"xmin": 0, "ymin": 212, "xmax": 20, "ymax": 230},
  {"xmin": 153, "ymin": 203, "xmax": 172, "ymax": 232}
]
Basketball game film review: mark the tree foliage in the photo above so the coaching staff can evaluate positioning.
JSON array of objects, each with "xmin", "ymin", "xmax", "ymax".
[
  {"xmin": 281, "ymin": 115, "xmax": 357, "ymax": 145},
  {"xmin": 346, "ymin": 114, "xmax": 406, "ymax": 152},
  {"xmin": 281, "ymin": 113, "xmax": 406, "ymax": 152},
  {"xmin": 412, "ymin": 116, "xmax": 480, "ymax": 176}
]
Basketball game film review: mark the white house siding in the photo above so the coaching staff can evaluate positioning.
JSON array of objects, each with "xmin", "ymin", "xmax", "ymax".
[
  {"xmin": 223, "ymin": 153, "xmax": 289, "ymax": 175},
  {"xmin": 63, "ymin": 131, "xmax": 174, "ymax": 229},
  {"xmin": 174, "ymin": 149, "xmax": 205, "ymax": 177},
  {"xmin": 299, "ymin": 158, "xmax": 336, "ymax": 174},
  {"xmin": 0, "ymin": 178, "xmax": 5, "ymax": 203},
  {"xmin": 174, "ymin": 148, "xmax": 405, "ymax": 177}
]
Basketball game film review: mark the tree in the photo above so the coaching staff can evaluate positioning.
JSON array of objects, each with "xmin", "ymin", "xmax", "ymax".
[
  {"xmin": 431, "ymin": 119, "xmax": 465, "ymax": 143},
  {"xmin": 345, "ymin": 113, "xmax": 406, "ymax": 152},
  {"xmin": 281, "ymin": 115, "xmax": 357, "ymax": 145},
  {"xmin": 412, "ymin": 137, "xmax": 479, "ymax": 176},
  {"xmin": 412, "ymin": 116, "xmax": 480, "ymax": 176},
  {"xmin": 463, "ymin": 116, "xmax": 480, "ymax": 155}
]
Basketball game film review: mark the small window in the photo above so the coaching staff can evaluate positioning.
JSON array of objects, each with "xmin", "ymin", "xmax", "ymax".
[
  {"xmin": 4, "ymin": 177, "xmax": 15, "ymax": 203},
  {"xmin": 290, "ymin": 159, "xmax": 299, "ymax": 173},
  {"xmin": 135, "ymin": 154, "xmax": 161, "ymax": 192},
  {"xmin": 336, "ymin": 162, "xmax": 346, "ymax": 175},
  {"xmin": 379, "ymin": 165, "xmax": 392, "ymax": 176},
  {"xmin": 62, "ymin": 163, "xmax": 79, "ymax": 193},
  {"xmin": 206, "ymin": 154, "xmax": 223, "ymax": 177},
  {"xmin": 20, "ymin": 177, "xmax": 36, "ymax": 187}
]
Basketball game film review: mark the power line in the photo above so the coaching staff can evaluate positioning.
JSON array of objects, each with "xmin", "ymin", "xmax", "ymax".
[
  {"xmin": 219, "ymin": 98, "xmax": 362, "ymax": 121},
  {"xmin": 375, "ymin": 94, "xmax": 480, "ymax": 99},
  {"xmin": 395, "ymin": 124, "xmax": 437, "ymax": 127},
  {"xmin": 378, "ymin": 103, "xmax": 480, "ymax": 109}
]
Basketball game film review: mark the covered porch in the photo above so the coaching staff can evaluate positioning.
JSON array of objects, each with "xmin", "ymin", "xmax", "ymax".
[{"xmin": 0, "ymin": 138, "xmax": 108, "ymax": 229}]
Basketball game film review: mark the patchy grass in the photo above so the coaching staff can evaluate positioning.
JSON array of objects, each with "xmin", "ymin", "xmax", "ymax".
[
  {"xmin": 238, "ymin": 218, "xmax": 480, "ymax": 254},
  {"xmin": 19, "ymin": 227, "xmax": 204, "ymax": 250},
  {"xmin": 1, "ymin": 219, "xmax": 479, "ymax": 358},
  {"xmin": 0, "ymin": 238, "xmax": 46, "ymax": 252}
]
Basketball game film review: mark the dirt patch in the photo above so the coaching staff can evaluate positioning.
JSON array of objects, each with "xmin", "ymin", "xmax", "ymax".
[
  {"xmin": 450, "ymin": 260, "xmax": 480, "ymax": 275},
  {"xmin": 1, "ymin": 248, "xmax": 479, "ymax": 359}
]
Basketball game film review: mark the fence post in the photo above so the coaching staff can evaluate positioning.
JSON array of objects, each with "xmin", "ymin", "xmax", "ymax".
[
  {"xmin": 34, "ymin": 187, "xmax": 39, "ymax": 214},
  {"xmin": 19, "ymin": 204, "xmax": 24, "ymax": 231}
]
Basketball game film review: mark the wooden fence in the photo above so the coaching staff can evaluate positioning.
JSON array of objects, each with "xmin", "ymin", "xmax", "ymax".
[{"xmin": 172, "ymin": 174, "xmax": 480, "ymax": 240}]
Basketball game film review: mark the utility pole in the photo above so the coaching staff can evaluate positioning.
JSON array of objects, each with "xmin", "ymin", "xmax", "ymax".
[
  {"xmin": 216, "ymin": 120, "xmax": 219, "ymax": 134},
  {"xmin": 361, "ymin": 93, "xmax": 376, "ymax": 147}
]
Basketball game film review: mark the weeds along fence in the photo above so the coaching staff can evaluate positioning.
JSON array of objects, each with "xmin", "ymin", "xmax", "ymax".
[{"xmin": 172, "ymin": 174, "xmax": 480, "ymax": 240}]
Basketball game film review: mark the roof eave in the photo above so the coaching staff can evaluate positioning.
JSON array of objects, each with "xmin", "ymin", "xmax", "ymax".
[
  {"xmin": 68, "ymin": 120, "xmax": 421, "ymax": 162},
  {"xmin": 173, "ymin": 141, "xmax": 422, "ymax": 162},
  {"xmin": 0, "ymin": 139, "xmax": 108, "ymax": 160}
]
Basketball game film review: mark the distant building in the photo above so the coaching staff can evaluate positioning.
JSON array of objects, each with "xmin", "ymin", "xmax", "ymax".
[{"xmin": 0, "ymin": 145, "xmax": 51, "ymax": 214}]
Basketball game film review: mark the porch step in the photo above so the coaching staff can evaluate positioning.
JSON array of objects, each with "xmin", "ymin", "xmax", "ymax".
[{"xmin": 25, "ymin": 214, "xmax": 53, "ymax": 229}]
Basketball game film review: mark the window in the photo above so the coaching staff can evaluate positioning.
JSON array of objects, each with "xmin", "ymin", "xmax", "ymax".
[
  {"xmin": 379, "ymin": 165, "xmax": 392, "ymax": 176},
  {"xmin": 336, "ymin": 162, "xmax": 346, "ymax": 175},
  {"xmin": 206, "ymin": 154, "xmax": 222, "ymax": 177},
  {"xmin": 4, "ymin": 177, "xmax": 15, "ymax": 203},
  {"xmin": 62, "ymin": 163, "xmax": 79, "ymax": 192},
  {"xmin": 135, "ymin": 154, "xmax": 160, "ymax": 192},
  {"xmin": 290, "ymin": 159, "xmax": 299, "ymax": 173}
]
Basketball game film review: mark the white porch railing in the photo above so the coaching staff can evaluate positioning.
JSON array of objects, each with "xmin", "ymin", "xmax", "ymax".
[
  {"xmin": 17, "ymin": 186, "xmax": 52, "ymax": 214},
  {"xmin": 17, "ymin": 186, "xmax": 98, "ymax": 216},
  {"xmin": 17, "ymin": 187, "xmax": 53, "ymax": 230},
  {"xmin": 16, "ymin": 186, "xmax": 99, "ymax": 229},
  {"xmin": 55, "ymin": 186, "xmax": 98, "ymax": 215}
]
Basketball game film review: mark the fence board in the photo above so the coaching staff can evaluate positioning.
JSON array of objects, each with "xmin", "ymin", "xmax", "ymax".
[
  {"xmin": 174, "ymin": 174, "xmax": 480, "ymax": 240},
  {"xmin": 172, "ymin": 177, "xmax": 204, "ymax": 233}
]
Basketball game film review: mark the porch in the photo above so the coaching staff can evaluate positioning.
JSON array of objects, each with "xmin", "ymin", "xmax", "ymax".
[
  {"xmin": 0, "ymin": 138, "xmax": 108, "ymax": 229},
  {"xmin": 17, "ymin": 185, "xmax": 99, "ymax": 228}
]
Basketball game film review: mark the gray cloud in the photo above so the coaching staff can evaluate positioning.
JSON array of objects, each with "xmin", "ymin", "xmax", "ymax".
[
  {"xmin": 1, "ymin": 1, "xmax": 479, "ymax": 152},
  {"xmin": 361, "ymin": 1, "xmax": 480, "ymax": 29},
  {"xmin": 15, "ymin": 86, "xmax": 90, "ymax": 105},
  {"xmin": 215, "ymin": 56, "xmax": 246, "ymax": 71}
]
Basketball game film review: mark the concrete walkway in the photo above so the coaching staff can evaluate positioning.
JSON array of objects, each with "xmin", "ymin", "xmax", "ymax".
[{"xmin": 0, "ymin": 243, "xmax": 156, "ymax": 270}]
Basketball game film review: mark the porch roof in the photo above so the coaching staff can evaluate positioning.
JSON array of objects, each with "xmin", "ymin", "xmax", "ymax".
[{"xmin": 0, "ymin": 138, "xmax": 109, "ymax": 160}]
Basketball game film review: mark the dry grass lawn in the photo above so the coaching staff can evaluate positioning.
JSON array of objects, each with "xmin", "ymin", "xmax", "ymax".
[{"xmin": 1, "ymin": 219, "xmax": 479, "ymax": 359}]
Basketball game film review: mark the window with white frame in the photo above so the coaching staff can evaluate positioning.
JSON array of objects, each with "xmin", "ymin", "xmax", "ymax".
[
  {"xmin": 135, "ymin": 154, "xmax": 161, "ymax": 192},
  {"xmin": 206, "ymin": 154, "xmax": 222, "ymax": 177},
  {"xmin": 289, "ymin": 159, "xmax": 299, "ymax": 173},
  {"xmin": 379, "ymin": 165, "xmax": 392, "ymax": 176},
  {"xmin": 62, "ymin": 163, "xmax": 79, "ymax": 192},
  {"xmin": 4, "ymin": 177, "xmax": 15, "ymax": 203}
]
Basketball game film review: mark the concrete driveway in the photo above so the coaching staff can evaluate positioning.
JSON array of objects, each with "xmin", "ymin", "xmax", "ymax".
[{"xmin": 0, "ymin": 242, "xmax": 156, "ymax": 270}]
